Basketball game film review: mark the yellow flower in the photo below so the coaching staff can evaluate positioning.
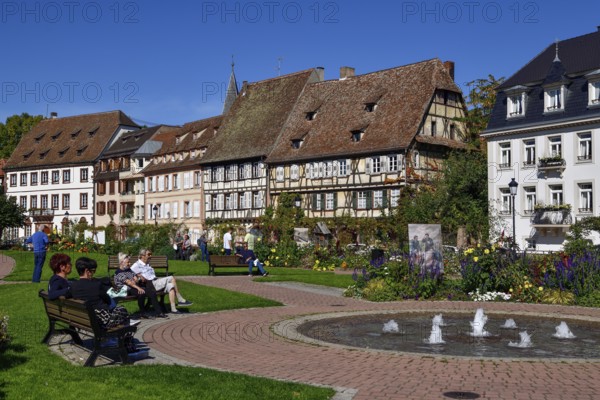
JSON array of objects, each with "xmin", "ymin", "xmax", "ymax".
[
  {"xmin": 315, "ymin": 260, "xmax": 320, "ymax": 264},
  {"xmin": 477, "ymin": 243, "xmax": 481, "ymax": 248},
  {"xmin": 473, "ymin": 257, "xmax": 479, "ymax": 262},
  {"xmin": 484, "ymin": 249, "xmax": 490, "ymax": 255},
  {"xmin": 509, "ymin": 288, "xmax": 513, "ymax": 293},
  {"xmin": 276, "ymin": 256, "xmax": 279, "ymax": 260},
  {"xmin": 538, "ymin": 286, "xmax": 543, "ymax": 291},
  {"xmin": 257, "ymin": 237, "xmax": 261, "ymax": 242},
  {"xmin": 271, "ymin": 248, "xmax": 276, "ymax": 253}
]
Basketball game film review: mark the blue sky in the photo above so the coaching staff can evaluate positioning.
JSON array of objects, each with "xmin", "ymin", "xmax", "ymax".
[{"xmin": 2, "ymin": 0, "xmax": 600, "ymax": 126}]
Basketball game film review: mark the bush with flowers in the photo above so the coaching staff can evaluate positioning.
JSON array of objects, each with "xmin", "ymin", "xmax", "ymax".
[{"xmin": 460, "ymin": 244, "xmax": 513, "ymax": 293}]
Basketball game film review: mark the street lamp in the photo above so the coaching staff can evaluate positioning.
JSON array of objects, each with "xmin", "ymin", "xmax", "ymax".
[
  {"xmin": 508, "ymin": 178, "xmax": 519, "ymax": 253},
  {"xmin": 152, "ymin": 204, "xmax": 158, "ymax": 226},
  {"xmin": 294, "ymin": 194, "xmax": 302, "ymax": 209}
]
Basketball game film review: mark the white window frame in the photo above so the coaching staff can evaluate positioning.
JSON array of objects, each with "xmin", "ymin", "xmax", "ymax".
[
  {"xmin": 524, "ymin": 187, "xmax": 536, "ymax": 214},
  {"xmin": 549, "ymin": 136, "xmax": 562, "ymax": 157},
  {"xmin": 216, "ymin": 194, "xmax": 224, "ymax": 211},
  {"xmin": 545, "ymin": 86, "xmax": 564, "ymax": 112},
  {"xmin": 51, "ymin": 194, "xmax": 59, "ymax": 209},
  {"xmin": 338, "ymin": 159, "xmax": 348, "ymax": 176},
  {"xmin": 507, "ymin": 92, "xmax": 525, "ymax": 117},
  {"xmin": 373, "ymin": 190, "xmax": 383, "ymax": 208},
  {"xmin": 500, "ymin": 188, "xmax": 513, "ymax": 215},
  {"xmin": 204, "ymin": 196, "xmax": 210, "ymax": 212},
  {"xmin": 578, "ymin": 132, "xmax": 592, "ymax": 161},
  {"xmin": 325, "ymin": 161, "xmax": 333, "ymax": 177},
  {"xmin": 173, "ymin": 202, "xmax": 178, "ymax": 218},
  {"xmin": 579, "ymin": 183, "xmax": 593, "ymax": 213},
  {"xmin": 253, "ymin": 191, "xmax": 263, "ymax": 208},
  {"xmin": 523, "ymin": 139, "xmax": 536, "ymax": 167},
  {"xmin": 80, "ymin": 168, "xmax": 88, "ymax": 182},
  {"xmin": 589, "ymin": 81, "xmax": 600, "ymax": 105},
  {"xmin": 387, "ymin": 155, "xmax": 399, "ymax": 172},
  {"xmin": 315, "ymin": 194, "xmax": 322, "ymax": 210},
  {"xmin": 62, "ymin": 194, "xmax": 70, "ymax": 209},
  {"xmin": 20, "ymin": 173, "xmax": 27, "ymax": 186},
  {"xmin": 80, "ymin": 193, "xmax": 88, "ymax": 209},
  {"xmin": 325, "ymin": 193, "xmax": 335, "ymax": 210},
  {"xmin": 30, "ymin": 172, "xmax": 38, "ymax": 185},
  {"xmin": 357, "ymin": 192, "xmax": 367, "ymax": 209},
  {"xmin": 549, "ymin": 184, "xmax": 564, "ymax": 206},
  {"xmin": 499, "ymin": 142, "xmax": 511, "ymax": 168},
  {"xmin": 390, "ymin": 189, "xmax": 400, "ymax": 207},
  {"xmin": 62, "ymin": 170, "xmax": 70, "ymax": 183},
  {"xmin": 193, "ymin": 200, "xmax": 200, "ymax": 217}
]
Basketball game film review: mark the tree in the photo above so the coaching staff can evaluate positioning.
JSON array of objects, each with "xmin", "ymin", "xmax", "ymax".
[
  {"xmin": 260, "ymin": 192, "xmax": 304, "ymax": 243},
  {"xmin": 456, "ymin": 75, "xmax": 504, "ymax": 147},
  {"xmin": 392, "ymin": 150, "xmax": 489, "ymax": 245},
  {"xmin": 0, "ymin": 187, "xmax": 26, "ymax": 242},
  {"xmin": 0, "ymin": 113, "xmax": 44, "ymax": 159}
]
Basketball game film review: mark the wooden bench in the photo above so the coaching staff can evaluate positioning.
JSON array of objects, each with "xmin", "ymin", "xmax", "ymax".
[
  {"xmin": 208, "ymin": 255, "xmax": 245, "ymax": 276},
  {"xmin": 39, "ymin": 290, "xmax": 137, "ymax": 367},
  {"xmin": 107, "ymin": 255, "xmax": 167, "ymax": 310}
]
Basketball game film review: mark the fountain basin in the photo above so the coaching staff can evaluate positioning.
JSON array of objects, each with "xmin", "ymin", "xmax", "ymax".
[{"xmin": 275, "ymin": 310, "xmax": 600, "ymax": 361}]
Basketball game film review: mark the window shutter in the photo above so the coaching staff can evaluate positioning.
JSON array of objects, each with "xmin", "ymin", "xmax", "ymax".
[
  {"xmin": 173, "ymin": 202, "xmax": 178, "ymax": 218},
  {"xmin": 382, "ymin": 156, "xmax": 388, "ymax": 173},
  {"xmin": 366, "ymin": 191, "xmax": 373, "ymax": 209},
  {"xmin": 333, "ymin": 160, "xmax": 339, "ymax": 176},
  {"xmin": 383, "ymin": 190, "xmax": 388, "ymax": 207},
  {"xmin": 352, "ymin": 192, "xmax": 357, "ymax": 209},
  {"xmin": 333, "ymin": 192, "xmax": 338, "ymax": 210},
  {"xmin": 194, "ymin": 200, "xmax": 200, "ymax": 216},
  {"xmin": 365, "ymin": 158, "xmax": 371, "ymax": 174},
  {"xmin": 205, "ymin": 195, "xmax": 211, "ymax": 211},
  {"xmin": 312, "ymin": 194, "xmax": 317, "ymax": 210},
  {"xmin": 321, "ymin": 193, "xmax": 326, "ymax": 209}
]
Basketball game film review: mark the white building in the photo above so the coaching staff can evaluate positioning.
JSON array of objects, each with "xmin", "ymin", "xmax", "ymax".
[
  {"xmin": 483, "ymin": 28, "xmax": 600, "ymax": 251},
  {"xmin": 4, "ymin": 111, "xmax": 138, "ymax": 238}
]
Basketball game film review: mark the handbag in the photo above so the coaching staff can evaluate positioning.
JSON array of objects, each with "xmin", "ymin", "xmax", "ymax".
[{"xmin": 107, "ymin": 286, "xmax": 129, "ymax": 298}]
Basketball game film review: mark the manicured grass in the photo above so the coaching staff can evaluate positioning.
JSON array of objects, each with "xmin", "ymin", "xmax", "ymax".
[
  {"xmin": 0, "ymin": 284, "xmax": 334, "ymax": 400},
  {"xmin": 1, "ymin": 250, "xmax": 356, "ymax": 289}
]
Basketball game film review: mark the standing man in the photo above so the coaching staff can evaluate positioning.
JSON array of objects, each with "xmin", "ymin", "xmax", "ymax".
[
  {"xmin": 223, "ymin": 228, "xmax": 233, "ymax": 255},
  {"xmin": 244, "ymin": 225, "xmax": 257, "ymax": 251},
  {"xmin": 197, "ymin": 233, "xmax": 209, "ymax": 262},
  {"xmin": 26, "ymin": 224, "xmax": 50, "ymax": 283}
]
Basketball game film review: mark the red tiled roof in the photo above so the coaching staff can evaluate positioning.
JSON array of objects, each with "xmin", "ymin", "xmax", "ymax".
[
  {"xmin": 5, "ymin": 110, "xmax": 138, "ymax": 170},
  {"xmin": 267, "ymin": 59, "xmax": 462, "ymax": 163}
]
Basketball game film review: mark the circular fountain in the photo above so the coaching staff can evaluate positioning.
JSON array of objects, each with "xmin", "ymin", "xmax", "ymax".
[{"xmin": 277, "ymin": 309, "xmax": 600, "ymax": 360}]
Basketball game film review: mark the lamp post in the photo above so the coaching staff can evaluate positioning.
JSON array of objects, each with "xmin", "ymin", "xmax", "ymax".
[
  {"xmin": 294, "ymin": 194, "xmax": 302, "ymax": 209},
  {"xmin": 508, "ymin": 178, "xmax": 518, "ymax": 254},
  {"xmin": 153, "ymin": 204, "xmax": 158, "ymax": 226}
]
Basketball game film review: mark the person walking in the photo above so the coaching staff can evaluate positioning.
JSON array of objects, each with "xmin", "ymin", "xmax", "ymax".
[{"xmin": 26, "ymin": 224, "xmax": 50, "ymax": 283}]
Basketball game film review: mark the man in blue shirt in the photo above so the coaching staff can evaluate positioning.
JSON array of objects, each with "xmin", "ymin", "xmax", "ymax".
[
  {"xmin": 25, "ymin": 224, "xmax": 50, "ymax": 283},
  {"xmin": 236, "ymin": 242, "xmax": 268, "ymax": 277}
]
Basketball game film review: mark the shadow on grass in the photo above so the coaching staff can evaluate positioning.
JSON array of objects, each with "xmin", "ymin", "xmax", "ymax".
[{"xmin": 0, "ymin": 343, "xmax": 29, "ymax": 372}]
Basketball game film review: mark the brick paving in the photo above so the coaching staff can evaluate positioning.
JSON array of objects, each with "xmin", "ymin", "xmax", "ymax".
[
  {"xmin": 145, "ymin": 277, "xmax": 600, "ymax": 400},
  {"xmin": 4, "ymin": 254, "xmax": 600, "ymax": 399}
]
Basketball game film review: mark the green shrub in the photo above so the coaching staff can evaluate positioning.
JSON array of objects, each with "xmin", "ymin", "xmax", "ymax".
[{"xmin": 575, "ymin": 290, "xmax": 600, "ymax": 307}]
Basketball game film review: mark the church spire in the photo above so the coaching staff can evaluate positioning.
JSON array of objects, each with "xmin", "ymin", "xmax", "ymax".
[{"xmin": 223, "ymin": 56, "xmax": 239, "ymax": 114}]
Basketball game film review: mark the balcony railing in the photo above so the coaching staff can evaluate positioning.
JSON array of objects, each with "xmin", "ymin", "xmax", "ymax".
[
  {"xmin": 29, "ymin": 209, "xmax": 54, "ymax": 217},
  {"xmin": 537, "ymin": 157, "xmax": 566, "ymax": 169},
  {"xmin": 531, "ymin": 208, "xmax": 573, "ymax": 226}
]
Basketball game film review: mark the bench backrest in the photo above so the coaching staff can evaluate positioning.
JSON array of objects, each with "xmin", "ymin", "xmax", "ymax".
[
  {"xmin": 210, "ymin": 255, "xmax": 242, "ymax": 266},
  {"xmin": 107, "ymin": 255, "xmax": 169, "ymax": 277},
  {"xmin": 39, "ymin": 290, "xmax": 100, "ymax": 332}
]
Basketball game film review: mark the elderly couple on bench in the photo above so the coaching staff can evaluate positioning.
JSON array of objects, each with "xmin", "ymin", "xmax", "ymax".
[{"xmin": 114, "ymin": 249, "xmax": 193, "ymax": 317}]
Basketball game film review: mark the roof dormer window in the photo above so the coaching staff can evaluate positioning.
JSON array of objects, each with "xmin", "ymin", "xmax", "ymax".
[
  {"xmin": 34, "ymin": 132, "xmax": 46, "ymax": 143},
  {"xmin": 71, "ymin": 128, "xmax": 81, "ymax": 139},
  {"xmin": 507, "ymin": 93, "xmax": 526, "ymax": 117},
  {"xmin": 51, "ymin": 131, "xmax": 62, "ymax": 141},
  {"xmin": 544, "ymin": 86, "xmax": 564, "ymax": 112},
  {"xmin": 88, "ymin": 126, "xmax": 99, "ymax": 137},
  {"xmin": 589, "ymin": 81, "xmax": 600, "ymax": 106},
  {"xmin": 305, "ymin": 111, "xmax": 317, "ymax": 121},
  {"xmin": 58, "ymin": 147, "xmax": 70, "ymax": 158},
  {"xmin": 351, "ymin": 130, "xmax": 364, "ymax": 142},
  {"xmin": 76, "ymin": 145, "xmax": 88, "ymax": 156},
  {"xmin": 23, "ymin": 150, "xmax": 34, "ymax": 160},
  {"xmin": 291, "ymin": 139, "xmax": 303, "ymax": 149},
  {"xmin": 364, "ymin": 103, "xmax": 377, "ymax": 112},
  {"xmin": 39, "ymin": 150, "xmax": 49, "ymax": 159}
]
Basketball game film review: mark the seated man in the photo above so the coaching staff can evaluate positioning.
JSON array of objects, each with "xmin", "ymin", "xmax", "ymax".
[
  {"xmin": 236, "ymin": 242, "xmax": 269, "ymax": 277},
  {"xmin": 114, "ymin": 252, "xmax": 167, "ymax": 318},
  {"xmin": 130, "ymin": 249, "xmax": 193, "ymax": 314}
]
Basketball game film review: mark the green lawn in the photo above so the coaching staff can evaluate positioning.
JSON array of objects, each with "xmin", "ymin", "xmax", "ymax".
[
  {"xmin": 0, "ymin": 282, "xmax": 334, "ymax": 400},
  {"xmin": 1, "ymin": 250, "xmax": 355, "ymax": 289}
]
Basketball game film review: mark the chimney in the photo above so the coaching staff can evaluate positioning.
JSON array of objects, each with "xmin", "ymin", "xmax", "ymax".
[
  {"xmin": 315, "ymin": 67, "xmax": 325, "ymax": 82},
  {"xmin": 50, "ymin": 112, "xmax": 58, "ymax": 119},
  {"xmin": 340, "ymin": 66, "xmax": 355, "ymax": 80},
  {"xmin": 443, "ymin": 61, "xmax": 455, "ymax": 81}
]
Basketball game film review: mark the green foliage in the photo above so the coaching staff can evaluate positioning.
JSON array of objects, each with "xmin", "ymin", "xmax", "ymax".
[
  {"xmin": 0, "ymin": 113, "xmax": 44, "ymax": 159},
  {"xmin": 460, "ymin": 245, "xmax": 513, "ymax": 293},
  {"xmin": 361, "ymin": 278, "xmax": 397, "ymax": 301},
  {"xmin": 565, "ymin": 216, "xmax": 600, "ymax": 255},
  {"xmin": 391, "ymin": 151, "xmax": 490, "ymax": 245},
  {"xmin": 542, "ymin": 289, "xmax": 576, "ymax": 305},
  {"xmin": 259, "ymin": 192, "xmax": 304, "ymax": 244},
  {"xmin": 0, "ymin": 188, "xmax": 26, "ymax": 241},
  {"xmin": 457, "ymin": 75, "xmax": 504, "ymax": 145},
  {"xmin": 575, "ymin": 290, "xmax": 600, "ymax": 307},
  {"xmin": 0, "ymin": 311, "xmax": 9, "ymax": 349}
]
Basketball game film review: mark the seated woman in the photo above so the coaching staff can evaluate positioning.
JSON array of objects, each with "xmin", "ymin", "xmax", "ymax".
[
  {"xmin": 114, "ymin": 252, "xmax": 167, "ymax": 318},
  {"xmin": 70, "ymin": 257, "xmax": 139, "ymax": 330},
  {"xmin": 181, "ymin": 234, "xmax": 192, "ymax": 260},
  {"xmin": 48, "ymin": 253, "xmax": 72, "ymax": 300}
]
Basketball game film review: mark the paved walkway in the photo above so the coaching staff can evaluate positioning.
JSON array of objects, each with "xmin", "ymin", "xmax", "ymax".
[
  {"xmin": 4, "ymin": 254, "xmax": 600, "ymax": 399},
  {"xmin": 145, "ymin": 276, "xmax": 600, "ymax": 400}
]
